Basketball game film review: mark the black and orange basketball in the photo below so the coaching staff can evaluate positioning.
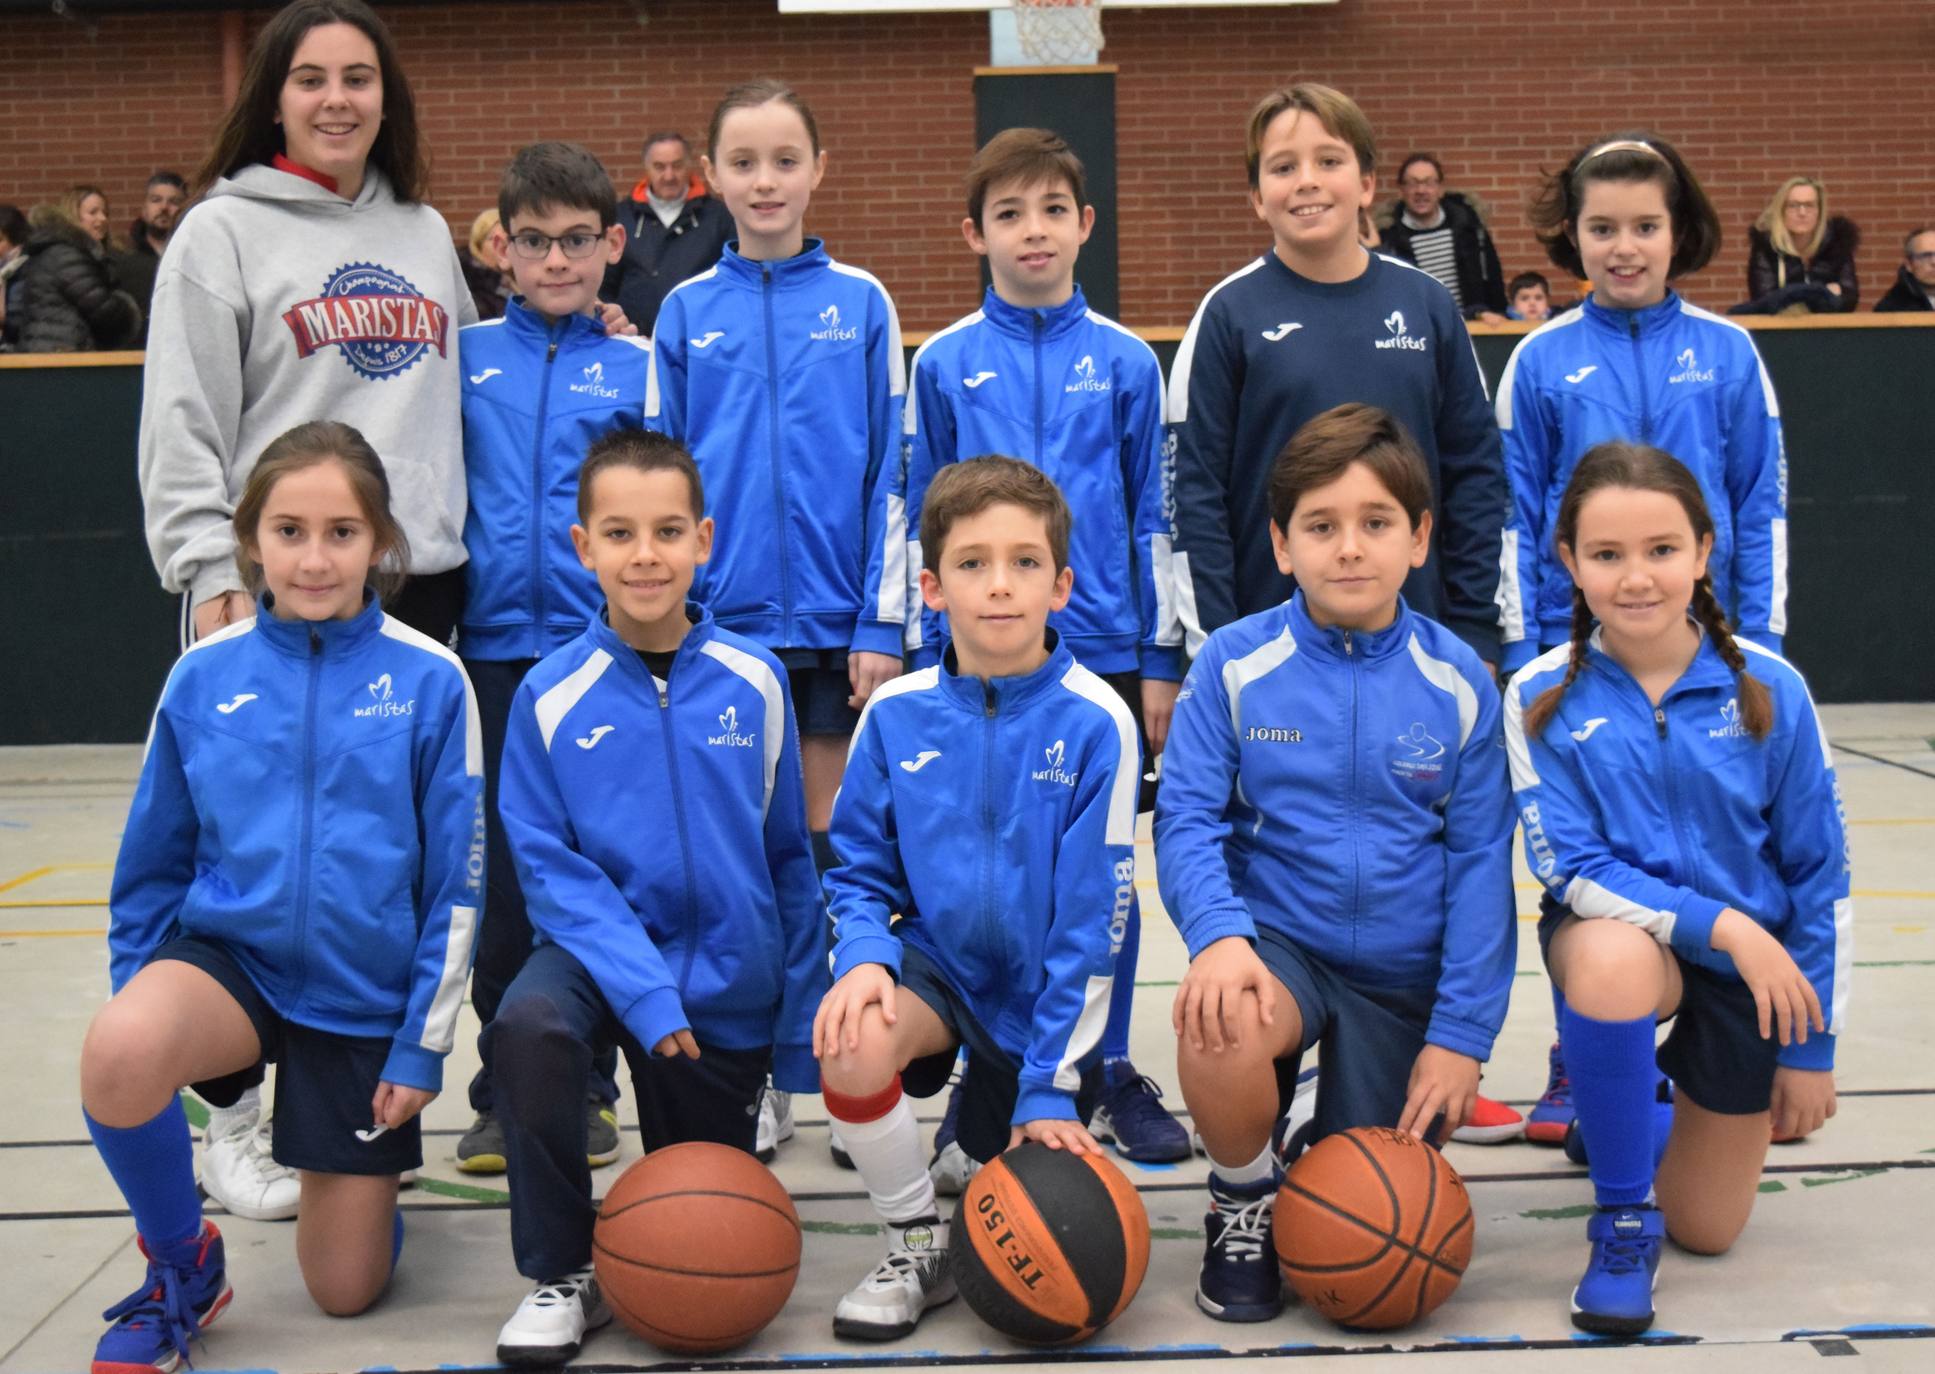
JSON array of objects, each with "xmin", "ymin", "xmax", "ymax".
[
  {"xmin": 949, "ymin": 1141, "xmax": 1150, "ymax": 1345},
  {"xmin": 592, "ymin": 1141, "xmax": 801, "ymax": 1353},
  {"xmin": 1273, "ymin": 1125, "xmax": 1474, "ymax": 1329}
]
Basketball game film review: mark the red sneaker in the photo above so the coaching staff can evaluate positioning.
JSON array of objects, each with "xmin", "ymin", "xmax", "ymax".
[{"xmin": 1452, "ymin": 1093, "xmax": 1526, "ymax": 1144}]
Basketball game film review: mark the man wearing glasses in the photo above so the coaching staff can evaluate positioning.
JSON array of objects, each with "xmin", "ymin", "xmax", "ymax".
[
  {"xmin": 1875, "ymin": 228, "xmax": 1935, "ymax": 312},
  {"xmin": 604, "ymin": 131, "xmax": 733, "ymax": 337},
  {"xmin": 1379, "ymin": 153, "xmax": 1508, "ymax": 323}
]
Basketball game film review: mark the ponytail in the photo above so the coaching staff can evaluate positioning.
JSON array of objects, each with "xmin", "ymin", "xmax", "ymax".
[
  {"xmin": 1522, "ymin": 586, "xmax": 1594, "ymax": 739},
  {"xmin": 1689, "ymin": 578, "xmax": 1774, "ymax": 740}
]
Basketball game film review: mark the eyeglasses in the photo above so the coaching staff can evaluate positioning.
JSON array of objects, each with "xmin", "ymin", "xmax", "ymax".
[
  {"xmin": 1786, "ymin": 201, "xmax": 1820, "ymax": 213},
  {"xmin": 1400, "ymin": 177, "xmax": 1441, "ymax": 190},
  {"xmin": 1909, "ymin": 251, "xmax": 1935, "ymax": 264},
  {"xmin": 507, "ymin": 230, "xmax": 606, "ymax": 260}
]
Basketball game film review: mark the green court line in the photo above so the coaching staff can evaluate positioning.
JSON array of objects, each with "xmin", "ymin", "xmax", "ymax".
[
  {"xmin": 1758, "ymin": 1180, "xmax": 1787, "ymax": 1193},
  {"xmin": 1800, "ymin": 1168, "xmax": 1886, "ymax": 1189},
  {"xmin": 414, "ymin": 1176, "xmax": 511, "ymax": 1203},
  {"xmin": 1519, "ymin": 1204, "xmax": 1594, "ymax": 1220}
]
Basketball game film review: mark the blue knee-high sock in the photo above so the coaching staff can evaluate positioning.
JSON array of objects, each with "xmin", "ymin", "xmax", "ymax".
[
  {"xmin": 1100, "ymin": 898, "xmax": 1141, "ymax": 1062},
  {"xmin": 86, "ymin": 1097, "xmax": 203, "ymax": 1261},
  {"xmin": 1561, "ymin": 1007, "xmax": 1657, "ymax": 1208},
  {"xmin": 392, "ymin": 1209, "xmax": 405, "ymax": 1267}
]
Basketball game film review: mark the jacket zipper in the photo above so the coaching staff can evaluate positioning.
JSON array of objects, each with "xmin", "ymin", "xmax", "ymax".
[
  {"xmin": 761, "ymin": 266, "xmax": 794, "ymax": 637},
  {"xmin": 1627, "ymin": 315, "xmax": 1653, "ymax": 443},
  {"xmin": 531, "ymin": 330, "xmax": 561, "ymax": 646},
  {"xmin": 1031, "ymin": 314, "xmax": 1044, "ymax": 462},
  {"xmin": 653, "ymin": 651, "xmax": 702, "ymax": 988},
  {"xmin": 981, "ymin": 682, "xmax": 1000, "ymax": 986},
  {"xmin": 1344, "ymin": 630, "xmax": 1362, "ymax": 967},
  {"xmin": 293, "ymin": 628, "xmax": 322, "ymax": 1003},
  {"xmin": 1652, "ymin": 700, "xmax": 1702, "ymax": 901}
]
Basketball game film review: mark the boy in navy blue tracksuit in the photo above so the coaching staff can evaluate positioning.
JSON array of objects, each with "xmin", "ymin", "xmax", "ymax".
[
  {"xmin": 454, "ymin": 143, "xmax": 656, "ymax": 1171},
  {"xmin": 901, "ymin": 128, "xmax": 1186, "ymax": 1168},
  {"xmin": 487, "ymin": 432, "xmax": 827, "ymax": 1365},
  {"xmin": 816, "ymin": 457, "xmax": 1141, "ymax": 1342},
  {"xmin": 1157, "ymin": 405, "xmax": 1515, "ymax": 1324}
]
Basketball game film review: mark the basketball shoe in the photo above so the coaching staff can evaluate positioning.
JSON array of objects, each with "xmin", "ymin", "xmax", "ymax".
[
  {"xmin": 93, "ymin": 1220, "xmax": 232, "ymax": 1374},
  {"xmin": 833, "ymin": 1217, "xmax": 955, "ymax": 1340},
  {"xmin": 1196, "ymin": 1175, "xmax": 1282, "ymax": 1322},
  {"xmin": 496, "ymin": 1268, "xmax": 612, "ymax": 1366},
  {"xmin": 199, "ymin": 1093, "xmax": 298, "ymax": 1222},
  {"xmin": 1571, "ymin": 1203, "xmax": 1663, "ymax": 1336}
]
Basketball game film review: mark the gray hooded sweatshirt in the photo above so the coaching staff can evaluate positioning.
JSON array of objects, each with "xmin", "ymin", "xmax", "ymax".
[{"xmin": 139, "ymin": 163, "xmax": 477, "ymax": 605}]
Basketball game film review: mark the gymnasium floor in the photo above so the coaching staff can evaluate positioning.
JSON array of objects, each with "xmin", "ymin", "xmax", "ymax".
[{"xmin": 3, "ymin": 703, "xmax": 1930, "ymax": 1373}]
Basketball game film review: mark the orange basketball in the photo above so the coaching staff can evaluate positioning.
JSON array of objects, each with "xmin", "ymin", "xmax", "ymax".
[
  {"xmin": 1273, "ymin": 1126, "xmax": 1474, "ymax": 1329},
  {"xmin": 592, "ymin": 1141, "xmax": 800, "ymax": 1353},
  {"xmin": 950, "ymin": 1142, "xmax": 1151, "ymax": 1345}
]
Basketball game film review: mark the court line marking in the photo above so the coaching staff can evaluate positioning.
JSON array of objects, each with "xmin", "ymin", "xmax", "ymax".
[{"xmin": 1835, "ymin": 744, "xmax": 1935, "ymax": 783}]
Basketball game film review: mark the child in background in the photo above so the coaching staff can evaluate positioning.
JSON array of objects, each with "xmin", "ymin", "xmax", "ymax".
[
  {"xmin": 488, "ymin": 431, "xmax": 826, "ymax": 1365},
  {"xmin": 1503, "ymin": 442, "xmax": 1847, "ymax": 1335},
  {"xmin": 82, "ymin": 420, "xmax": 482, "ymax": 1371},
  {"xmin": 901, "ymin": 127, "xmax": 1187, "ymax": 1173},
  {"xmin": 651, "ymin": 78, "xmax": 908, "ymax": 1159},
  {"xmin": 1157, "ymin": 403, "xmax": 1515, "ymax": 1323},
  {"xmin": 817, "ymin": 457, "xmax": 1140, "ymax": 1341},
  {"xmin": 1507, "ymin": 270, "xmax": 1552, "ymax": 321},
  {"xmin": 452, "ymin": 140, "xmax": 654, "ymax": 1180}
]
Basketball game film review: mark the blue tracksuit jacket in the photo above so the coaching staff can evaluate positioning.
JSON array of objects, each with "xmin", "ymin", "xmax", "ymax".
[
  {"xmin": 1155, "ymin": 593, "xmax": 1516, "ymax": 1061},
  {"xmin": 1504, "ymin": 633, "xmax": 1850, "ymax": 1070},
  {"xmin": 496, "ymin": 605, "xmax": 827, "ymax": 1090},
  {"xmin": 109, "ymin": 596, "xmax": 484, "ymax": 1092},
  {"xmin": 1496, "ymin": 291, "xmax": 1787, "ymax": 671},
  {"xmin": 826, "ymin": 633, "xmax": 1141, "ymax": 1123},
  {"xmin": 903, "ymin": 287, "xmax": 1181, "ymax": 679},
  {"xmin": 1168, "ymin": 250, "xmax": 1507, "ymax": 662},
  {"xmin": 456, "ymin": 299, "xmax": 656, "ymax": 661},
  {"xmin": 650, "ymin": 239, "xmax": 906, "ymax": 657}
]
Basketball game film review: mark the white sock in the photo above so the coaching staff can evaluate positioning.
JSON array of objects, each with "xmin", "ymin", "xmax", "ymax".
[
  {"xmin": 1207, "ymin": 1141, "xmax": 1276, "ymax": 1188},
  {"xmin": 832, "ymin": 1095, "xmax": 936, "ymax": 1224},
  {"xmin": 204, "ymin": 1085, "xmax": 262, "ymax": 1139}
]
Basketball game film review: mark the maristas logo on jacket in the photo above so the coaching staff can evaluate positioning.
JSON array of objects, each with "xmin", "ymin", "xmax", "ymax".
[
  {"xmin": 810, "ymin": 304, "xmax": 858, "ymax": 342},
  {"xmin": 282, "ymin": 262, "xmax": 451, "ymax": 379}
]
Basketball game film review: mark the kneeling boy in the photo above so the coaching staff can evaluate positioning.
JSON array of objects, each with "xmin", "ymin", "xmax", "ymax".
[
  {"xmin": 1156, "ymin": 404, "xmax": 1515, "ymax": 1323},
  {"xmin": 817, "ymin": 456, "xmax": 1140, "ymax": 1340},
  {"xmin": 490, "ymin": 431, "xmax": 826, "ymax": 1365}
]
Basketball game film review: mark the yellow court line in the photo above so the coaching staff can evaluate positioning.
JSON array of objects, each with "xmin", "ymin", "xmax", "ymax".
[
  {"xmin": 0, "ymin": 898, "xmax": 109, "ymax": 910},
  {"xmin": 0, "ymin": 862, "xmax": 114, "ymax": 896}
]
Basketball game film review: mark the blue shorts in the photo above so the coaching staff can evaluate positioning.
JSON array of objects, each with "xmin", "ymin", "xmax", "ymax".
[
  {"xmin": 149, "ymin": 935, "xmax": 421, "ymax": 1176},
  {"xmin": 1252, "ymin": 926, "xmax": 1439, "ymax": 1142},
  {"xmin": 776, "ymin": 649, "xmax": 871, "ymax": 737},
  {"xmin": 896, "ymin": 944, "xmax": 1101, "ymax": 1165},
  {"xmin": 1538, "ymin": 907, "xmax": 1779, "ymax": 1115}
]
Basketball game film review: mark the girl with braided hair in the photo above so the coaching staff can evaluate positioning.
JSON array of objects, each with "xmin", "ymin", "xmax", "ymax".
[{"xmin": 1502, "ymin": 441, "xmax": 1849, "ymax": 1337}]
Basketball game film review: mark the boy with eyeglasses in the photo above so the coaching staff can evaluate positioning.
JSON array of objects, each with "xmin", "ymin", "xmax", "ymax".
[{"xmin": 454, "ymin": 141, "xmax": 659, "ymax": 1177}]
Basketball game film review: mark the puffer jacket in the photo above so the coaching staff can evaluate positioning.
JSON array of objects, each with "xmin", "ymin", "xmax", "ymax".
[{"xmin": 16, "ymin": 222, "xmax": 141, "ymax": 352}]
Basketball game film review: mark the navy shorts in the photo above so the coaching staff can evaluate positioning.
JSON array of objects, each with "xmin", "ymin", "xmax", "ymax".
[
  {"xmin": 776, "ymin": 649, "xmax": 874, "ymax": 737},
  {"xmin": 1538, "ymin": 907, "xmax": 1780, "ymax": 1115},
  {"xmin": 1252, "ymin": 926, "xmax": 1440, "ymax": 1142},
  {"xmin": 896, "ymin": 944, "xmax": 1100, "ymax": 1165},
  {"xmin": 149, "ymin": 935, "xmax": 421, "ymax": 1175}
]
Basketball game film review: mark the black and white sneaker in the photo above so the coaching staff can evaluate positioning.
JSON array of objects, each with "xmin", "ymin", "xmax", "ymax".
[
  {"xmin": 832, "ymin": 1217, "xmax": 955, "ymax": 1341},
  {"xmin": 496, "ymin": 1268, "xmax": 613, "ymax": 1366}
]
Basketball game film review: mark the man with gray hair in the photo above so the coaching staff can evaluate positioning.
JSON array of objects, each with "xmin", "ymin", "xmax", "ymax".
[{"xmin": 604, "ymin": 131, "xmax": 732, "ymax": 335}]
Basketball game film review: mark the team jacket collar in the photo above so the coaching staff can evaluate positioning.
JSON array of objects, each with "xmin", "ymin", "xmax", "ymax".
[
  {"xmin": 1581, "ymin": 288, "xmax": 1684, "ymax": 340},
  {"xmin": 251, "ymin": 590, "xmax": 385, "ymax": 658},
  {"xmin": 585, "ymin": 599, "xmax": 717, "ymax": 667},
  {"xmin": 1582, "ymin": 622, "xmax": 1738, "ymax": 699},
  {"xmin": 713, "ymin": 236, "xmax": 831, "ymax": 289},
  {"xmin": 499, "ymin": 295, "xmax": 612, "ymax": 349},
  {"xmin": 978, "ymin": 284, "xmax": 1090, "ymax": 342},
  {"xmin": 935, "ymin": 629, "xmax": 1074, "ymax": 714},
  {"xmin": 1285, "ymin": 590, "xmax": 1415, "ymax": 664}
]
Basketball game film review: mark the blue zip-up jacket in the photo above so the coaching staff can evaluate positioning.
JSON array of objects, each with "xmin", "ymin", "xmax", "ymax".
[
  {"xmin": 826, "ymin": 633, "xmax": 1140, "ymax": 1124},
  {"xmin": 1169, "ymin": 250, "xmax": 1507, "ymax": 663},
  {"xmin": 650, "ymin": 239, "xmax": 906, "ymax": 657},
  {"xmin": 457, "ymin": 299, "xmax": 656, "ymax": 660},
  {"xmin": 1155, "ymin": 594, "xmax": 1516, "ymax": 1062},
  {"xmin": 109, "ymin": 596, "xmax": 484, "ymax": 1092},
  {"xmin": 497, "ymin": 604, "xmax": 827, "ymax": 1090},
  {"xmin": 903, "ymin": 287, "xmax": 1181, "ymax": 679},
  {"xmin": 1496, "ymin": 291, "xmax": 1787, "ymax": 672},
  {"xmin": 1504, "ymin": 632, "xmax": 1850, "ymax": 1071}
]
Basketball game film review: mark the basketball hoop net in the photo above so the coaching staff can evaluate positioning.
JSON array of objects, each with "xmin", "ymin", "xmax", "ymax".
[{"xmin": 1012, "ymin": 0, "xmax": 1105, "ymax": 65}]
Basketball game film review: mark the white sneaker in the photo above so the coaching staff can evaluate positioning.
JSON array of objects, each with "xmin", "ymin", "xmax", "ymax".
[
  {"xmin": 496, "ymin": 1269, "xmax": 613, "ymax": 1366},
  {"xmin": 200, "ymin": 1095, "xmax": 300, "ymax": 1222},
  {"xmin": 833, "ymin": 1218, "xmax": 956, "ymax": 1341},
  {"xmin": 927, "ymin": 1139, "xmax": 979, "ymax": 1196},
  {"xmin": 756, "ymin": 1085, "xmax": 795, "ymax": 1162}
]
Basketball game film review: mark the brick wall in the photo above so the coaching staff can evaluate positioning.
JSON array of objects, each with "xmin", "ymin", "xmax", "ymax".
[{"xmin": 5, "ymin": 0, "xmax": 1931, "ymax": 331}]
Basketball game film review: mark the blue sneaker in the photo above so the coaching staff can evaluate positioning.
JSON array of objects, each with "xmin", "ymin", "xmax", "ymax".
[
  {"xmin": 1526, "ymin": 1041, "xmax": 1574, "ymax": 1144},
  {"xmin": 93, "ymin": 1221, "xmax": 232, "ymax": 1374},
  {"xmin": 1571, "ymin": 1204, "xmax": 1664, "ymax": 1336},
  {"xmin": 1196, "ymin": 1176, "xmax": 1282, "ymax": 1322},
  {"xmin": 1091, "ymin": 1059, "xmax": 1191, "ymax": 1163}
]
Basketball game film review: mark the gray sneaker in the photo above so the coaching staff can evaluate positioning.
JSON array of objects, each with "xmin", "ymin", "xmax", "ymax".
[
  {"xmin": 833, "ymin": 1217, "xmax": 955, "ymax": 1341},
  {"xmin": 456, "ymin": 1110, "xmax": 507, "ymax": 1175},
  {"xmin": 586, "ymin": 1099, "xmax": 621, "ymax": 1168}
]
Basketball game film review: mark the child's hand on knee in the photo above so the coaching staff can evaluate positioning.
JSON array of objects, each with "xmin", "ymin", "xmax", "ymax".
[
  {"xmin": 1173, "ymin": 936, "xmax": 1275, "ymax": 1053},
  {"xmin": 1712, "ymin": 910, "xmax": 1825, "ymax": 1046},
  {"xmin": 1399, "ymin": 1045, "xmax": 1480, "ymax": 1143},
  {"xmin": 653, "ymin": 1028, "xmax": 701, "ymax": 1059},
  {"xmin": 1770, "ymin": 1066, "xmax": 1835, "ymax": 1139},
  {"xmin": 1009, "ymin": 1118, "xmax": 1101, "ymax": 1156},
  {"xmin": 813, "ymin": 963, "xmax": 897, "ymax": 1058},
  {"xmin": 370, "ymin": 1081, "xmax": 437, "ymax": 1130}
]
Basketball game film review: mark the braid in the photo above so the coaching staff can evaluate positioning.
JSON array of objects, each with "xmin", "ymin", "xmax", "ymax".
[
  {"xmin": 1690, "ymin": 577, "xmax": 1773, "ymax": 739},
  {"xmin": 1523, "ymin": 587, "xmax": 1595, "ymax": 738}
]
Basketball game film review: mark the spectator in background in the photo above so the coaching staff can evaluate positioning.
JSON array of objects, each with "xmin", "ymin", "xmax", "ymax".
[
  {"xmin": 113, "ymin": 171, "xmax": 189, "ymax": 335},
  {"xmin": 0, "ymin": 204, "xmax": 28, "ymax": 348},
  {"xmin": 62, "ymin": 184, "xmax": 118, "ymax": 254},
  {"xmin": 14, "ymin": 201, "xmax": 142, "ymax": 352},
  {"xmin": 461, "ymin": 206, "xmax": 512, "ymax": 320},
  {"xmin": 1873, "ymin": 226, "xmax": 1935, "ymax": 313},
  {"xmin": 1506, "ymin": 270, "xmax": 1552, "ymax": 322},
  {"xmin": 1738, "ymin": 176, "xmax": 1859, "ymax": 314},
  {"xmin": 604, "ymin": 130, "xmax": 731, "ymax": 335},
  {"xmin": 1379, "ymin": 153, "xmax": 1507, "ymax": 321}
]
